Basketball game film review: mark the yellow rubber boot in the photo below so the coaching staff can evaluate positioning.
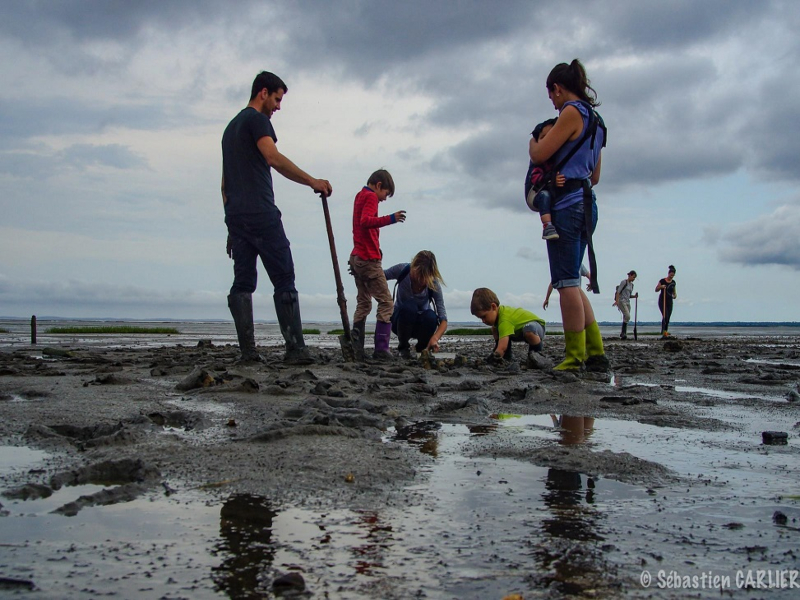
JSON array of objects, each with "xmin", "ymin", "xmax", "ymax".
[
  {"xmin": 554, "ymin": 330, "xmax": 585, "ymax": 371},
  {"xmin": 584, "ymin": 321, "xmax": 610, "ymax": 372}
]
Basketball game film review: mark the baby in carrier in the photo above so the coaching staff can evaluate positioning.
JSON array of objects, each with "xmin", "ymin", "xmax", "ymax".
[{"xmin": 525, "ymin": 118, "xmax": 565, "ymax": 240}]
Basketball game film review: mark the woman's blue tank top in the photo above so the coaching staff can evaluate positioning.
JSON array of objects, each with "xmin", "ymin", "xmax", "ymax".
[{"xmin": 552, "ymin": 101, "xmax": 604, "ymax": 210}]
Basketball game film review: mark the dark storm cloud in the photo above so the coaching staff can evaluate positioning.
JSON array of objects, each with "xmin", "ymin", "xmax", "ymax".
[
  {"xmin": 0, "ymin": 145, "xmax": 145, "ymax": 180},
  {"xmin": 272, "ymin": 0, "xmax": 538, "ymax": 80},
  {"xmin": 718, "ymin": 205, "xmax": 800, "ymax": 270},
  {"xmin": 578, "ymin": 0, "xmax": 760, "ymax": 52},
  {"xmin": 0, "ymin": 98, "xmax": 179, "ymax": 141},
  {"xmin": 2, "ymin": 0, "xmax": 798, "ymax": 199},
  {"xmin": 0, "ymin": 0, "xmax": 224, "ymax": 44}
]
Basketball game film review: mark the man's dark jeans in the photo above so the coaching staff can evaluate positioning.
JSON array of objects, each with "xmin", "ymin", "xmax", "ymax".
[{"xmin": 226, "ymin": 211, "xmax": 296, "ymax": 295}]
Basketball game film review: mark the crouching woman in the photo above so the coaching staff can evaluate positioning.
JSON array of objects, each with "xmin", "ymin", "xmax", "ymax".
[{"xmin": 384, "ymin": 250, "xmax": 448, "ymax": 358}]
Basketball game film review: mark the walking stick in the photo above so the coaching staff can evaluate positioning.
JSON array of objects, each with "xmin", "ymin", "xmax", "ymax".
[
  {"xmin": 320, "ymin": 193, "xmax": 355, "ymax": 361},
  {"xmin": 633, "ymin": 295, "xmax": 638, "ymax": 340}
]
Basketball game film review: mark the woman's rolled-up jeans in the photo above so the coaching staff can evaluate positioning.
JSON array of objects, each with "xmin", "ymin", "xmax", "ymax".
[{"xmin": 547, "ymin": 197, "xmax": 598, "ymax": 289}]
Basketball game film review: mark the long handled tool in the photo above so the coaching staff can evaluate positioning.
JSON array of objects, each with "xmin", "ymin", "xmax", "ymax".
[
  {"xmin": 633, "ymin": 295, "xmax": 638, "ymax": 340},
  {"xmin": 320, "ymin": 193, "xmax": 355, "ymax": 361}
]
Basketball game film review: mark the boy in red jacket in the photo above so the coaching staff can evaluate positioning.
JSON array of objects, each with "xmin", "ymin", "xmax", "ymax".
[{"xmin": 349, "ymin": 169, "xmax": 406, "ymax": 360}]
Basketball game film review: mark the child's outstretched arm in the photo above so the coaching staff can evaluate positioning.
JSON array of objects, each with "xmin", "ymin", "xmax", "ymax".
[
  {"xmin": 359, "ymin": 194, "xmax": 405, "ymax": 229},
  {"xmin": 494, "ymin": 335, "xmax": 510, "ymax": 356}
]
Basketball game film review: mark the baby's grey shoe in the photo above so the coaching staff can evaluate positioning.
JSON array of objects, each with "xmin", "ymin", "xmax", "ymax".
[{"xmin": 542, "ymin": 223, "xmax": 559, "ymax": 240}]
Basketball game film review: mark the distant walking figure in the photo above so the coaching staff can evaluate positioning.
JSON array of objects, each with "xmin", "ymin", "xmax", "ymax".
[
  {"xmin": 655, "ymin": 265, "xmax": 677, "ymax": 339},
  {"xmin": 613, "ymin": 270, "xmax": 638, "ymax": 339}
]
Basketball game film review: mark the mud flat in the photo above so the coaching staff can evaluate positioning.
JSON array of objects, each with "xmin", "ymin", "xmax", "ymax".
[{"xmin": 1, "ymin": 333, "xmax": 799, "ymax": 599}]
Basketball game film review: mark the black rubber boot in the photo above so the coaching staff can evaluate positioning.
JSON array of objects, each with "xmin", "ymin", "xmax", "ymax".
[
  {"xmin": 620, "ymin": 322, "xmax": 628, "ymax": 340},
  {"xmin": 397, "ymin": 340, "xmax": 415, "ymax": 360},
  {"xmin": 351, "ymin": 320, "xmax": 366, "ymax": 362},
  {"xmin": 228, "ymin": 293, "xmax": 264, "ymax": 363},
  {"xmin": 398, "ymin": 333, "xmax": 415, "ymax": 360},
  {"xmin": 274, "ymin": 291, "xmax": 313, "ymax": 365}
]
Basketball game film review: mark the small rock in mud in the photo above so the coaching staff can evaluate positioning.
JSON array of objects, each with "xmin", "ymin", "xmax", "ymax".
[
  {"xmin": 42, "ymin": 347, "xmax": 73, "ymax": 358},
  {"xmin": 773, "ymin": 511, "xmax": 788, "ymax": 525},
  {"xmin": 83, "ymin": 373, "xmax": 130, "ymax": 386},
  {"xmin": 2, "ymin": 482, "xmax": 53, "ymax": 500},
  {"xmin": 762, "ymin": 431, "xmax": 788, "ymax": 445},
  {"xmin": 272, "ymin": 572, "xmax": 306, "ymax": 593},
  {"xmin": 600, "ymin": 396, "xmax": 641, "ymax": 406},
  {"xmin": 175, "ymin": 367, "xmax": 215, "ymax": 391},
  {"xmin": 292, "ymin": 369, "xmax": 318, "ymax": 381},
  {"xmin": 0, "ymin": 577, "xmax": 36, "ymax": 591},
  {"xmin": 52, "ymin": 482, "xmax": 153, "ymax": 516},
  {"xmin": 49, "ymin": 457, "xmax": 160, "ymax": 490},
  {"xmin": 526, "ymin": 352, "xmax": 553, "ymax": 370},
  {"xmin": 147, "ymin": 410, "xmax": 210, "ymax": 431},
  {"xmin": 230, "ymin": 377, "xmax": 259, "ymax": 393},
  {"xmin": 551, "ymin": 370, "xmax": 581, "ymax": 383},
  {"xmin": 432, "ymin": 397, "xmax": 490, "ymax": 417}
]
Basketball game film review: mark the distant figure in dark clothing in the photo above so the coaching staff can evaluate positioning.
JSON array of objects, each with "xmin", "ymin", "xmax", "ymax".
[{"xmin": 655, "ymin": 265, "xmax": 677, "ymax": 339}]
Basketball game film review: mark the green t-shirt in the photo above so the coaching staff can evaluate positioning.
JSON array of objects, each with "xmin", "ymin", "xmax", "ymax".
[{"xmin": 496, "ymin": 306, "xmax": 545, "ymax": 339}]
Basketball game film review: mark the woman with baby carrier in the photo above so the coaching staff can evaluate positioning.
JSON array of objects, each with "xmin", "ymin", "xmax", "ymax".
[{"xmin": 529, "ymin": 59, "xmax": 608, "ymax": 373}]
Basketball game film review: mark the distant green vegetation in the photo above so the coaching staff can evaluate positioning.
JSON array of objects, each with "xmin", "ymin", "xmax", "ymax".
[
  {"xmin": 46, "ymin": 326, "xmax": 179, "ymax": 334},
  {"xmin": 302, "ymin": 328, "xmax": 321, "ymax": 335},
  {"xmin": 445, "ymin": 328, "xmax": 493, "ymax": 336}
]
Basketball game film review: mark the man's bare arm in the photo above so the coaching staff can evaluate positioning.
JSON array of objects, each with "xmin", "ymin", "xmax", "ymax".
[{"xmin": 257, "ymin": 136, "xmax": 332, "ymax": 196}]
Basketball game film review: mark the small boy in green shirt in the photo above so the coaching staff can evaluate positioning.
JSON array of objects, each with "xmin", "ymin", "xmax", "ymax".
[{"xmin": 470, "ymin": 287, "xmax": 546, "ymax": 362}]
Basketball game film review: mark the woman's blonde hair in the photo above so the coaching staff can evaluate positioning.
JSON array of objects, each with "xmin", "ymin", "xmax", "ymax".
[{"xmin": 410, "ymin": 250, "xmax": 445, "ymax": 290}]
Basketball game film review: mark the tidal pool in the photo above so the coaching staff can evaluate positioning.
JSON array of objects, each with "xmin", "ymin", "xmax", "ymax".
[{"xmin": 1, "ymin": 406, "xmax": 798, "ymax": 599}]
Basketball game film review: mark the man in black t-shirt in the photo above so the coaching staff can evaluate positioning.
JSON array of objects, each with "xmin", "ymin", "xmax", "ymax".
[{"xmin": 221, "ymin": 71, "xmax": 332, "ymax": 364}]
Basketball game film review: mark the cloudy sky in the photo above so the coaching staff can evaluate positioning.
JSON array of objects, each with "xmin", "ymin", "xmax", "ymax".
[{"xmin": 1, "ymin": 0, "xmax": 798, "ymax": 324}]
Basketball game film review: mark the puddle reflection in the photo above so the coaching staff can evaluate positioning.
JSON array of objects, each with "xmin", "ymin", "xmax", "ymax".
[
  {"xmin": 347, "ymin": 510, "xmax": 394, "ymax": 576},
  {"xmin": 536, "ymin": 416, "xmax": 607, "ymax": 593},
  {"xmin": 552, "ymin": 415, "xmax": 595, "ymax": 445},
  {"xmin": 393, "ymin": 420, "xmax": 442, "ymax": 456},
  {"xmin": 212, "ymin": 494, "xmax": 277, "ymax": 599}
]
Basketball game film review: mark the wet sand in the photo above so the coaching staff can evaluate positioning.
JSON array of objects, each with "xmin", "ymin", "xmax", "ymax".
[{"xmin": 1, "ymin": 333, "xmax": 799, "ymax": 598}]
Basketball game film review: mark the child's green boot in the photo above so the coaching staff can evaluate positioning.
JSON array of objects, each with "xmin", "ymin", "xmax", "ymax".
[
  {"xmin": 584, "ymin": 321, "xmax": 610, "ymax": 372},
  {"xmin": 554, "ymin": 330, "xmax": 585, "ymax": 371}
]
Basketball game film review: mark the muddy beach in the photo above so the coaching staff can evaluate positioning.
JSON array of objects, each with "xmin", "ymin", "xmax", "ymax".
[{"xmin": 1, "ymin": 331, "xmax": 799, "ymax": 599}]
